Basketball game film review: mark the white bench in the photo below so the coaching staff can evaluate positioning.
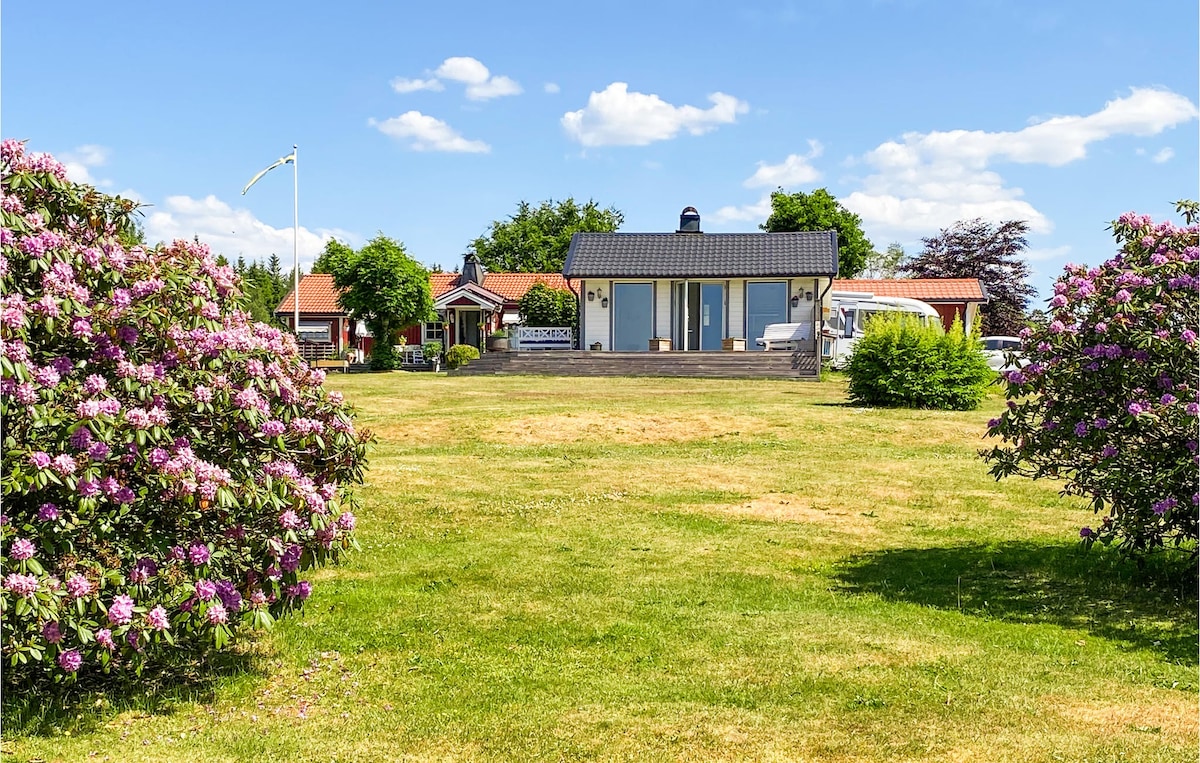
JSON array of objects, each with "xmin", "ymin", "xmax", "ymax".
[{"xmin": 756, "ymin": 322, "xmax": 812, "ymax": 351}]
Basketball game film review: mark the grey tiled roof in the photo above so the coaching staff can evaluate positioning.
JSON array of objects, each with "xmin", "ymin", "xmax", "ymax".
[{"xmin": 563, "ymin": 231, "xmax": 839, "ymax": 278}]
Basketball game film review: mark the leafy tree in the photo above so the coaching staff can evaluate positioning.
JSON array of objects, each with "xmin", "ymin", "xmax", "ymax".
[
  {"xmin": 760, "ymin": 188, "xmax": 873, "ymax": 278},
  {"xmin": 902, "ymin": 219, "xmax": 1036, "ymax": 336},
  {"xmin": 470, "ymin": 198, "xmax": 623, "ymax": 273},
  {"xmin": 0, "ymin": 141, "xmax": 368, "ymax": 689},
  {"xmin": 517, "ymin": 283, "xmax": 577, "ymax": 327},
  {"xmin": 311, "ymin": 239, "xmax": 354, "ymax": 276},
  {"xmin": 332, "ymin": 235, "xmax": 434, "ymax": 370},
  {"xmin": 863, "ymin": 242, "xmax": 907, "ymax": 279},
  {"xmin": 983, "ymin": 204, "xmax": 1199, "ymax": 558}
]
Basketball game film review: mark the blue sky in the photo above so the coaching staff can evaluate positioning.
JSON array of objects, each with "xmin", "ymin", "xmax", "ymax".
[{"xmin": 4, "ymin": 1, "xmax": 1196, "ymax": 299}]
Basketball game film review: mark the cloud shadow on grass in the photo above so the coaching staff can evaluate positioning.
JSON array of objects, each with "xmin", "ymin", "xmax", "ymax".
[{"xmin": 834, "ymin": 541, "xmax": 1198, "ymax": 665}]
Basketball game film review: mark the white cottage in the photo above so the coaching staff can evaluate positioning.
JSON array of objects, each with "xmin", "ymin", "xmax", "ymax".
[{"xmin": 563, "ymin": 207, "xmax": 839, "ymax": 353}]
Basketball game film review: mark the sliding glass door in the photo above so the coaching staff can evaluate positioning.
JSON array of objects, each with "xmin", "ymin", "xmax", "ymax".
[
  {"xmin": 675, "ymin": 282, "xmax": 725, "ymax": 350},
  {"xmin": 746, "ymin": 281, "xmax": 788, "ymax": 352},
  {"xmin": 612, "ymin": 283, "xmax": 654, "ymax": 351}
]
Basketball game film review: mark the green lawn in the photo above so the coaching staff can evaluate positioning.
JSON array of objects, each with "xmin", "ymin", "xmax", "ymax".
[{"xmin": 6, "ymin": 373, "xmax": 1197, "ymax": 762}]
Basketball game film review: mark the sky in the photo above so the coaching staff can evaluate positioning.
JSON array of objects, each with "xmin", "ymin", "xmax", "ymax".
[{"xmin": 4, "ymin": 1, "xmax": 1197, "ymax": 300}]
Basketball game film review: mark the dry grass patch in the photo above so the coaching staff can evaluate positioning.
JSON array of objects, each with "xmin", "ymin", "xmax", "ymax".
[
  {"xmin": 1042, "ymin": 692, "xmax": 1199, "ymax": 739},
  {"xmin": 485, "ymin": 411, "xmax": 766, "ymax": 445}
]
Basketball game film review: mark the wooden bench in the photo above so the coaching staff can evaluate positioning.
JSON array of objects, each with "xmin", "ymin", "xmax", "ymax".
[
  {"xmin": 314, "ymin": 358, "xmax": 349, "ymax": 372},
  {"xmin": 756, "ymin": 322, "xmax": 812, "ymax": 351}
]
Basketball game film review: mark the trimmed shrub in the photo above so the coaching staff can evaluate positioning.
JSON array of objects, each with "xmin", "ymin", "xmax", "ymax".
[
  {"xmin": 0, "ymin": 141, "xmax": 370, "ymax": 689},
  {"xmin": 846, "ymin": 313, "xmax": 993, "ymax": 410},
  {"xmin": 422, "ymin": 342, "xmax": 442, "ymax": 361},
  {"xmin": 517, "ymin": 283, "xmax": 577, "ymax": 328},
  {"xmin": 445, "ymin": 344, "xmax": 479, "ymax": 369},
  {"xmin": 983, "ymin": 204, "xmax": 1199, "ymax": 556}
]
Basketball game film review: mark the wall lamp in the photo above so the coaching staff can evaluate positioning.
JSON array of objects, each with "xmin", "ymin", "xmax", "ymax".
[
  {"xmin": 587, "ymin": 291, "xmax": 595, "ymax": 302},
  {"xmin": 790, "ymin": 295, "xmax": 800, "ymax": 308},
  {"xmin": 601, "ymin": 297, "xmax": 609, "ymax": 308}
]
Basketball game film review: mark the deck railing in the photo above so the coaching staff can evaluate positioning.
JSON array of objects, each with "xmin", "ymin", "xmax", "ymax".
[{"xmin": 512, "ymin": 326, "xmax": 574, "ymax": 351}]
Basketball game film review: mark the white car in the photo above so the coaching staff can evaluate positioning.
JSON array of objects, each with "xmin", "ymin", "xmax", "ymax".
[{"xmin": 981, "ymin": 336, "xmax": 1025, "ymax": 371}]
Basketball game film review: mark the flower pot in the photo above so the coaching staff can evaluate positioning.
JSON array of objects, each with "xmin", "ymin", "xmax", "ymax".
[
  {"xmin": 590, "ymin": 342, "xmax": 603, "ymax": 351},
  {"xmin": 485, "ymin": 335, "xmax": 510, "ymax": 352},
  {"xmin": 722, "ymin": 338, "xmax": 746, "ymax": 352},
  {"xmin": 648, "ymin": 338, "xmax": 672, "ymax": 352}
]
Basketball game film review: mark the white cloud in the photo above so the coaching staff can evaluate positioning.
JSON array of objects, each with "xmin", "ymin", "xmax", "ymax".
[
  {"xmin": 709, "ymin": 194, "xmax": 774, "ymax": 224},
  {"xmin": 544, "ymin": 82, "xmax": 561, "ymax": 94},
  {"xmin": 432, "ymin": 56, "xmax": 522, "ymax": 100},
  {"xmin": 743, "ymin": 140, "xmax": 823, "ymax": 188},
  {"xmin": 561, "ymin": 82, "xmax": 749, "ymax": 147},
  {"xmin": 1152, "ymin": 147, "xmax": 1175, "ymax": 163},
  {"xmin": 60, "ymin": 144, "xmax": 111, "ymax": 186},
  {"xmin": 368, "ymin": 111, "xmax": 490, "ymax": 153},
  {"xmin": 841, "ymin": 87, "xmax": 1197, "ymax": 238},
  {"xmin": 1024, "ymin": 244, "xmax": 1072, "ymax": 262},
  {"xmin": 390, "ymin": 76, "xmax": 444, "ymax": 94},
  {"xmin": 143, "ymin": 195, "xmax": 359, "ymax": 271}
]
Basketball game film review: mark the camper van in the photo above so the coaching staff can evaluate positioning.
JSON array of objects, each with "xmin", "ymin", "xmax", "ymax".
[{"xmin": 822, "ymin": 291, "xmax": 941, "ymax": 368}]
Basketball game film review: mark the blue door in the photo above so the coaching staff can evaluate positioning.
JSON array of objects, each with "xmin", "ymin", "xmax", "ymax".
[{"xmin": 612, "ymin": 283, "xmax": 654, "ymax": 351}]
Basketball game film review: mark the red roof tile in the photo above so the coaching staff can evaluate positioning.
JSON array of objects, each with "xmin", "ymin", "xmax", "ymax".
[
  {"xmin": 833, "ymin": 278, "xmax": 986, "ymax": 303},
  {"xmin": 275, "ymin": 274, "xmax": 343, "ymax": 314},
  {"xmin": 278, "ymin": 272, "xmax": 576, "ymax": 315}
]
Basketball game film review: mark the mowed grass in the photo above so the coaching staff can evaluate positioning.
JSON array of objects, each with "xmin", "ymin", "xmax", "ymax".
[{"xmin": 6, "ymin": 373, "xmax": 1197, "ymax": 762}]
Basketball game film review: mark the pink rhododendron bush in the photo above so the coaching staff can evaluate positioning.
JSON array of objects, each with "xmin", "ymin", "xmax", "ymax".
[
  {"xmin": 983, "ymin": 203, "xmax": 1199, "ymax": 557},
  {"xmin": 0, "ymin": 141, "xmax": 369, "ymax": 689}
]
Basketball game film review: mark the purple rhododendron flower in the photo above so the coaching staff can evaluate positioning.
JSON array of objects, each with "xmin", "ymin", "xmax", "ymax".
[
  {"xmin": 1183, "ymin": 329, "xmax": 1198, "ymax": 345},
  {"xmin": 188, "ymin": 543, "xmax": 211, "ymax": 565},
  {"xmin": 195, "ymin": 579, "xmax": 217, "ymax": 600},
  {"xmin": 57, "ymin": 650, "xmax": 83, "ymax": 673},
  {"xmin": 337, "ymin": 512, "xmax": 357, "ymax": 531},
  {"xmin": 1101, "ymin": 445, "xmax": 1119, "ymax": 458},
  {"xmin": 95, "ymin": 629, "xmax": 115, "ymax": 650},
  {"xmin": 207, "ymin": 603, "xmax": 228, "ymax": 625},
  {"xmin": 1079, "ymin": 527, "xmax": 1094, "ymax": 538},
  {"xmin": 1127, "ymin": 402, "xmax": 1146, "ymax": 416},
  {"xmin": 146, "ymin": 605, "xmax": 170, "ymax": 631},
  {"xmin": 28, "ymin": 451, "xmax": 51, "ymax": 470},
  {"xmin": 43, "ymin": 620, "xmax": 62, "ymax": 643},
  {"xmin": 37, "ymin": 503, "xmax": 59, "ymax": 521},
  {"xmin": 66, "ymin": 574, "xmax": 92, "ymax": 598},
  {"xmin": 4, "ymin": 573, "xmax": 39, "ymax": 597},
  {"xmin": 1073, "ymin": 422, "xmax": 1088, "ymax": 437},
  {"xmin": 10, "ymin": 537, "xmax": 35, "ymax": 560},
  {"xmin": 108, "ymin": 594, "xmax": 135, "ymax": 626}
]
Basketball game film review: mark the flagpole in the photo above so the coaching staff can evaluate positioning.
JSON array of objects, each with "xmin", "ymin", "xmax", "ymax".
[{"xmin": 292, "ymin": 144, "xmax": 300, "ymax": 336}]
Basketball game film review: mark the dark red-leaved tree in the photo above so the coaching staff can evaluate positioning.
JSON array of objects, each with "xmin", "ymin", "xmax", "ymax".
[{"xmin": 901, "ymin": 219, "xmax": 1036, "ymax": 336}]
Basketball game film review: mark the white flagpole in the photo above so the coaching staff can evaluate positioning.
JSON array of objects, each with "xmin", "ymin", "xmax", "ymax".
[{"xmin": 292, "ymin": 144, "xmax": 299, "ymax": 337}]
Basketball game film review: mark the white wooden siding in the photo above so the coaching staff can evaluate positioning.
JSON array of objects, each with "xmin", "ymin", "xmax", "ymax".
[
  {"xmin": 582, "ymin": 281, "xmax": 608, "ymax": 350},
  {"xmin": 728, "ymin": 280, "xmax": 745, "ymax": 338},
  {"xmin": 654, "ymin": 280, "xmax": 672, "ymax": 339}
]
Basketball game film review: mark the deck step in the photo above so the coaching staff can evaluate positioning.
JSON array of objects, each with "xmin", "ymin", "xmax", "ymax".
[{"xmin": 450, "ymin": 351, "xmax": 819, "ymax": 379}]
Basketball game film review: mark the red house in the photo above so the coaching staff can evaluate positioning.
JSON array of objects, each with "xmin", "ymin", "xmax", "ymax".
[
  {"xmin": 832, "ymin": 278, "xmax": 988, "ymax": 333},
  {"xmin": 275, "ymin": 254, "xmax": 575, "ymax": 359}
]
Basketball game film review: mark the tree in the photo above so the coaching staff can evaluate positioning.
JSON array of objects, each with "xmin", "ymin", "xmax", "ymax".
[
  {"xmin": 760, "ymin": 188, "xmax": 873, "ymax": 278},
  {"xmin": 862, "ymin": 242, "xmax": 907, "ymax": 279},
  {"xmin": 311, "ymin": 239, "xmax": 354, "ymax": 276},
  {"xmin": 470, "ymin": 198, "xmax": 623, "ymax": 273},
  {"xmin": 332, "ymin": 235, "xmax": 434, "ymax": 370},
  {"xmin": 0, "ymin": 141, "xmax": 368, "ymax": 689},
  {"xmin": 517, "ymin": 283, "xmax": 577, "ymax": 327},
  {"xmin": 983, "ymin": 203, "xmax": 1199, "ymax": 558},
  {"xmin": 902, "ymin": 219, "xmax": 1036, "ymax": 336}
]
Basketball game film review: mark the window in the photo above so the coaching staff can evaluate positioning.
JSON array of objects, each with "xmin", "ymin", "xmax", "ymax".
[
  {"xmin": 298, "ymin": 322, "xmax": 331, "ymax": 343},
  {"xmin": 423, "ymin": 321, "xmax": 445, "ymax": 346}
]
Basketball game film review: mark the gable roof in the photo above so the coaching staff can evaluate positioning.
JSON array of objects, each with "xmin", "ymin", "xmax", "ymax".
[
  {"xmin": 276, "ymin": 274, "xmax": 341, "ymax": 314},
  {"xmin": 833, "ymin": 278, "xmax": 988, "ymax": 303},
  {"xmin": 433, "ymin": 281, "xmax": 505, "ymax": 311},
  {"xmin": 563, "ymin": 231, "xmax": 839, "ymax": 278},
  {"xmin": 277, "ymin": 271, "xmax": 575, "ymax": 316}
]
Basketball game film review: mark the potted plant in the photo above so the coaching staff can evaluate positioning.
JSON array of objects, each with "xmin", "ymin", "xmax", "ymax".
[
  {"xmin": 485, "ymin": 329, "xmax": 510, "ymax": 353},
  {"xmin": 423, "ymin": 341, "xmax": 443, "ymax": 372}
]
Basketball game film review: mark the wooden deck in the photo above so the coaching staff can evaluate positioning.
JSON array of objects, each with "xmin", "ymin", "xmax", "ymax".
[{"xmin": 448, "ymin": 351, "xmax": 820, "ymax": 380}]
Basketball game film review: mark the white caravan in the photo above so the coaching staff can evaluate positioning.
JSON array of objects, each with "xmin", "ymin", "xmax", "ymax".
[{"xmin": 822, "ymin": 291, "xmax": 941, "ymax": 368}]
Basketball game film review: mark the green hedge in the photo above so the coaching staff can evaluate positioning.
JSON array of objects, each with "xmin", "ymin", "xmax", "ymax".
[
  {"xmin": 445, "ymin": 344, "xmax": 480, "ymax": 369},
  {"xmin": 846, "ymin": 313, "xmax": 992, "ymax": 410}
]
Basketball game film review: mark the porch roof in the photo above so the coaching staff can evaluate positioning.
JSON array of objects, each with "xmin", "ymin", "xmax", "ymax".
[
  {"xmin": 563, "ymin": 231, "xmax": 839, "ymax": 278},
  {"xmin": 433, "ymin": 282, "xmax": 505, "ymax": 311},
  {"xmin": 833, "ymin": 278, "xmax": 988, "ymax": 303}
]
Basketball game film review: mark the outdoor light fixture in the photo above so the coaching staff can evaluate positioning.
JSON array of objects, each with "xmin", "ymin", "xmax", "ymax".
[
  {"xmin": 587, "ymin": 291, "xmax": 595, "ymax": 302},
  {"xmin": 805, "ymin": 290, "xmax": 814, "ymax": 302},
  {"xmin": 790, "ymin": 295, "xmax": 800, "ymax": 308},
  {"xmin": 601, "ymin": 297, "xmax": 609, "ymax": 308}
]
